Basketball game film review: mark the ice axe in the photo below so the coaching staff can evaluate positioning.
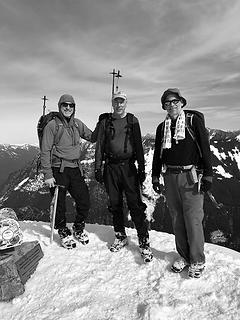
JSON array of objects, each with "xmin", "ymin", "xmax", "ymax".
[{"xmin": 50, "ymin": 184, "xmax": 65, "ymax": 243}]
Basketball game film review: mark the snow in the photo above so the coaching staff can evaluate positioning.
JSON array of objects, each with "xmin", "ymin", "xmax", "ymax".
[
  {"xmin": 14, "ymin": 177, "xmax": 30, "ymax": 190},
  {"xmin": 210, "ymin": 145, "xmax": 227, "ymax": 161},
  {"xmin": 1, "ymin": 221, "xmax": 240, "ymax": 320},
  {"xmin": 214, "ymin": 165, "xmax": 233, "ymax": 178},
  {"xmin": 21, "ymin": 174, "xmax": 45, "ymax": 192},
  {"xmin": 231, "ymin": 147, "xmax": 240, "ymax": 171}
]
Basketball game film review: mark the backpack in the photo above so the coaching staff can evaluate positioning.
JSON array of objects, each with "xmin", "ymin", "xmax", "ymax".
[
  {"xmin": 36, "ymin": 112, "xmax": 65, "ymax": 174},
  {"xmin": 99, "ymin": 112, "xmax": 135, "ymax": 156},
  {"xmin": 185, "ymin": 109, "xmax": 209, "ymax": 158},
  {"xmin": 160, "ymin": 109, "xmax": 208, "ymax": 160},
  {"xmin": 37, "ymin": 111, "xmax": 64, "ymax": 150}
]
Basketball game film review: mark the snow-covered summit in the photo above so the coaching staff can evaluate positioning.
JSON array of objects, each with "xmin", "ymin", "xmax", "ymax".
[{"xmin": 0, "ymin": 221, "xmax": 239, "ymax": 320}]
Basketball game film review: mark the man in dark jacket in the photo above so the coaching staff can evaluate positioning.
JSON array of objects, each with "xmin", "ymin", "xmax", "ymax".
[
  {"xmin": 95, "ymin": 91, "xmax": 153, "ymax": 263},
  {"xmin": 152, "ymin": 88, "xmax": 212, "ymax": 278},
  {"xmin": 41, "ymin": 93, "xmax": 98, "ymax": 249}
]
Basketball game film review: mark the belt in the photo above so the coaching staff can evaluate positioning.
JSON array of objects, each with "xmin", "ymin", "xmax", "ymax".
[
  {"xmin": 106, "ymin": 157, "xmax": 133, "ymax": 165},
  {"xmin": 166, "ymin": 165, "xmax": 193, "ymax": 174}
]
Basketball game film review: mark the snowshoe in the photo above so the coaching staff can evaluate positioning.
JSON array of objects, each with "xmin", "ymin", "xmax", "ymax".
[
  {"xmin": 171, "ymin": 257, "xmax": 189, "ymax": 273},
  {"xmin": 72, "ymin": 225, "xmax": 89, "ymax": 245},
  {"xmin": 188, "ymin": 262, "xmax": 205, "ymax": 278},
  {"xmin": 110, "ymin": 232, "xmax": 128, "ymax": 252},
  {"xmin": 58, "ymin": 227, "xmax": 76, "ymax": 249},
  {"xmin": 140, "ymin": 247, "xmax": 153, "ymax": 263},
  {"xmin": 139, "ymin": 236, "xmax": 153, "ymax": 263}
]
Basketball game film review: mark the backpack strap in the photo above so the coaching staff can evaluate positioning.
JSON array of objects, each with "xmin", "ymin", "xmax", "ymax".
[
  {"xmin": 185, "ymin": 112, "xmax": 202, "ymax": 158},
  {"xmin": 124, "ymin": 113, "xmax": 134, "ymax": 153},
  {"xmin": 104, "ymin": 113, "xmax": 115, "ymax": 157},
  {"xmin": 160, "ymin": 121, "xmax": 165, "ymax": 159},
  {"xmin": 53, "ymin": 117, "xmax": 64, "ymax": 146}
]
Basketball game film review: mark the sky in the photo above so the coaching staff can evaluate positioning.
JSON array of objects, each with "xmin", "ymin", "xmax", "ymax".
[
  {"xmin": 1, "ymin": 221, "xmax": 240, "ymax": 319},
  {"xmin": 0, "ymin": 0, "xmax": 240, "ymax": 144}
]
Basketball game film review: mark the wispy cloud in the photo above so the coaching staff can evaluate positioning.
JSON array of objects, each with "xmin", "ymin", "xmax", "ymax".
[{"xmin": 0, "ymin": 0, "xmax": 239, "ymax": 143}]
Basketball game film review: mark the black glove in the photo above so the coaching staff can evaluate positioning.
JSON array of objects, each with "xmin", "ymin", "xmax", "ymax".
[
  {"xmin": 138, "ymin": 169, "xmax": 146, "ymax": 185},
  {"xmin": 95, "ymin": 169, "xmax": 104, "ymax": 184},
  {"xmin": 200, "ymin": 179, "xmax": 212, "ymax": 193},
  {"xmin": 98, "ymin": 113, "xmax": 109, "ymax": 122},
  {"xmin": 152, "ymin": 182, "xmax": 165, "ymax": 194}
]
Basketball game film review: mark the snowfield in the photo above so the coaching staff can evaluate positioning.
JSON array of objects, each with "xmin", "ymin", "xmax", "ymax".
[{"xmin": 1, "ymin": 221, "xmax": 240, "ymax": 320}]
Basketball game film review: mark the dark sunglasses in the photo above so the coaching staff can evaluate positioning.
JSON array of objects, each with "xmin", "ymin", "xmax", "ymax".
[
  {"xmin": 61, "ymin": 102, "xmax": 75, "ymax": 109},
  {"xmin": 164, "ymin": 99, "xmax": 180, "ymax": 107}
]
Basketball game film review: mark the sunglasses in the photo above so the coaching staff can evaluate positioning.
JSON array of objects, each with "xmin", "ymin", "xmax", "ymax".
[
  {"xmin": 61, "ymin": 102, "xmax": 75, "ymax": 109},
  {"xmin": 164, "ymin": 99, "xmax": 180, "ymax": 107}
]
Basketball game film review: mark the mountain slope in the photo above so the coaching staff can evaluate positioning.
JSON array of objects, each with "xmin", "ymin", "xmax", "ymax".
[
  {"xmin": 0, "ymin": 144, "xmax": 39, "ymax": 187},
  {"xmin": 0, "ymin": 130, "xmax": 240, "ymax": 252},
  {"xmin": 0, "ymin": 222, "xmax": 240, "ymax": 320}
]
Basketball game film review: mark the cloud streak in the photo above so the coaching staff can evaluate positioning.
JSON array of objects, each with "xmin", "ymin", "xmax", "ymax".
[{"xmin": 0, "ymin": 0, "xmax": 239, "ymax": 143}]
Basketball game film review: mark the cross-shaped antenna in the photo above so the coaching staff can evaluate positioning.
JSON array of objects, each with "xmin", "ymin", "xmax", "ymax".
[
  {"xmin": 109, "ymin": 69, "xmax": 123, "ymax": 98},
  {"xmin": 115, "ymin": 70, "xmax": 122, "ymax": 92},
  {"xmin": 110, "ymin": 69, "xmax": 118, "ymax": 99},
  {"xmin": 41, "ymin": 95, "xmax": 48, "ymax": 116}
]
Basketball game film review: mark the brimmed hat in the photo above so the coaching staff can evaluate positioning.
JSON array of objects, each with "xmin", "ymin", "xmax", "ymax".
[
  {"xmin": 112, "ymin": 91, "xmax": 127, "ymax": 101},
  {"xmin": 161, "ymin": 88, "xmax": 187, "ymax": 109}
]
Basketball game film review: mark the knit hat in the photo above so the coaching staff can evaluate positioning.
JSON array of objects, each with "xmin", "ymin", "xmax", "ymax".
[
  {"xmin": 112, "ymin": 91, "xmax": 127, "ymax": 101},
  {"xmin": 58, "ymin": 94, "xmax": 75, "ymax": 109},
  {"xmin": 161, "ymin": 88, "xmax": 187, "ymax": 110}
]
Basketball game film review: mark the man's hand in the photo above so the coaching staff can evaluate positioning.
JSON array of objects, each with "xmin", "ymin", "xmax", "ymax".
[
  {"xmin": 45, "ymin": 177, "xmax": 56, "ymax": 188},
  {"xmin": 138, "ymin": 169, "xmax": 146, "ymax": 185},
  {"xmin": 200, "ymin": 179, "xmax": 212, "ymax": 193},
  {"xmin": 152, "ymin": 182, "xmax": 165, "ymax": 194},
  {"xmin": 95, "ymin": 169, "xmax": 104, "ymax": 184}
]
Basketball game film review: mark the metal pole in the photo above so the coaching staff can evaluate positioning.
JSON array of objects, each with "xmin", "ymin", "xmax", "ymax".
[
  {"xmin": 41, "ymin": 95, "xmax": 48, "ymax": 116},
  {"xmin": 50, "ymin": 185, "xmax": 59, "ymax": 244},
  {"xmin": 109, "ymin": 69, "xmax": 117, "ymax": 99},
  {"xmin": 115, "ymin": 70, "xmax": 122, "ymax": 92}
]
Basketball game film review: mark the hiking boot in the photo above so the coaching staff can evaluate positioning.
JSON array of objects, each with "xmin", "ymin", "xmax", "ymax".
[
  {"xmin": 171, "ymin": 257, "xmax": 189, "ymax": 273},
  {"xmin": 58, "ymin": 227, "xmax": 76, "ymax": 249},
  {"xmin": 188, "ymin": 262, "xmax": 205, "ymax": 278},
  {"xmin": 72, "ymin": 223, "xmax": 89, "ymax": 245},
  {"xmin": 110, "ymin": 232, "xmax": 128, "ymax": 252},
  {"xmin": 139, "ymin": 236, "xmax": 153, "ymax": 263}
]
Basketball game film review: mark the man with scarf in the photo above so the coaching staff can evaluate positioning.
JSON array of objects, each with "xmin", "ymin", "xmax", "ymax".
[
  {"xmin": 41, "ymin": 94, "xmax": 98, "ymax": 249},
  {"xmin": 152, "ymin": 88, "xmax": 212, "ymax": 278}
]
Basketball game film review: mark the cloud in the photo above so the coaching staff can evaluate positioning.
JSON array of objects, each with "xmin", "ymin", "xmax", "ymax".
[{"xmin": 0, "ymin": 0, "xmax": 240, "ymax": 143}]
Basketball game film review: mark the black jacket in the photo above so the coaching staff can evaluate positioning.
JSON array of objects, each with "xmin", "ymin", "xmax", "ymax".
[
  {"xmin": 152, "ymin": 112, "xmax": 213, "ymax": 179},
  {"xmin": 95, "ymin": 114, "xmax": 145, "ymax": 171}
]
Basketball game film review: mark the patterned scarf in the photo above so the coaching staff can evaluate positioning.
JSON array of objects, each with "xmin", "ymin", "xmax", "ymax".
[{"xmin": 162, "ymin": 110, "xmax": 185, "ymax": 149}]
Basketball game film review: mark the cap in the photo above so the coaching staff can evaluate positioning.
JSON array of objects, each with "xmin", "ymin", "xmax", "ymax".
[
  {"xmin": 58, "ymin": 94, "xmax": 75, "ymax": 108},
  {"xmin": 161, "ymin": 88, "xmax": 187, "ymax": 109},
  {"xmin": 112, "ymin": 91, "xmax": 127, "ymax": 101}
]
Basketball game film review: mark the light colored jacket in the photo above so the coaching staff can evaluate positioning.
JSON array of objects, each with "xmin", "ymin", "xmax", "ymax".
[{"xmin": 40, "ymin": 116, "xmax": 95, "ymax": 180}]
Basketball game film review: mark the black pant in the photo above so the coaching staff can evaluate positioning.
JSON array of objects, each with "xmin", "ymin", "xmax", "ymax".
[
  {"xmin": 103, "ymin": 161, "xmax": 148, "ymax": 239},
  {"xmin": 50, "ymin": 167, "xmax": 90, "ymax": 229}
]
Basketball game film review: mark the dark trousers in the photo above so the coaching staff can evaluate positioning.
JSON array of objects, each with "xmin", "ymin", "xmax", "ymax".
[
  {"xmin": 50, "ymin": 167, "xmax": 90, "ymax": 229},
  {"xmin": 103, "ymin": 161, "xmax": 148, "ymax": 239},
  {"xmin": 163, "ymin": 171, "xmax": 205, "ymax": 264}
]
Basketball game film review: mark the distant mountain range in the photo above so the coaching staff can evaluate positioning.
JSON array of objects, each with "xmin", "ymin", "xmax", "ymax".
[
  {"xmin": 0, "ymin": 129, "xmax": 240, "ymax": 252},
  {"xmin": 0, "ymin": 144, "xmax": 39, "ymax": 187}
]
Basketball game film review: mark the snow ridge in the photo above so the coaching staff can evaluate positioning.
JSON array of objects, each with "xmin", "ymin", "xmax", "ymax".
[{"xmin": 0, "ymin": 221, "xmax": 240, "ymax": 320}]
